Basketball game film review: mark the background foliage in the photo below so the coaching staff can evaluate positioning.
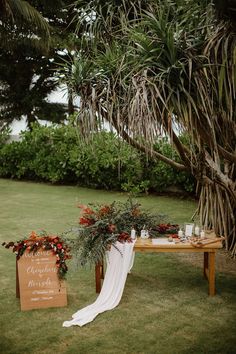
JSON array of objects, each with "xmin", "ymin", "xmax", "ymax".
[{"xmin": 0, "ymin": 124, "xmax": 195, "ymax": 193}]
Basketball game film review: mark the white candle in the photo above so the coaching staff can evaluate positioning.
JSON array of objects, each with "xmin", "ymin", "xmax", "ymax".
[
  {"xmin": 141, "ymin": 229, "xmax": 146, "ymax": 239},
  {"xmin": 200, "ymin": 230, "xmax": 205, "ymax": 239},
  {"xmin": 131, "ymin": 228, "xmax": 136, "ymax": 239},
  {"xmin": 178, "ymin": 229, "xmax": 183, "ymax": 238},
  {"xmin": 195, "ymin": 225, "xmax": 200, "ymax": 236}
]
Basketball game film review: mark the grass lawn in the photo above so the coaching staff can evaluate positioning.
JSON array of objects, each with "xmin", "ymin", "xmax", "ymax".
[{"xmin": 0, "ymin": 179, "xmax": 235, "ymax": 354}]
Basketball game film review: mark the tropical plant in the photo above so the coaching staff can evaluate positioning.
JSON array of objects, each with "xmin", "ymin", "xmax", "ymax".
[{"xmin": 62, "ymin": 0, "xmax": 236, "ymax": 256}]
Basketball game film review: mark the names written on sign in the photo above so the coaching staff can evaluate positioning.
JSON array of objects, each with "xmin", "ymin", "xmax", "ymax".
[{"xmin": 17, "ymin": 249, "xmax": 67, "ymax": 311}]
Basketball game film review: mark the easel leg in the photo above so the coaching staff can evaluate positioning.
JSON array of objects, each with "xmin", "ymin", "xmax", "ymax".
[{"xmin": 16, "ymin": 259, "xmax": 20, "ymax": 298}]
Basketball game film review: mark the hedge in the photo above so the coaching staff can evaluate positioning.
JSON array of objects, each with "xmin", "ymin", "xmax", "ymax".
[{"xmin": 0, "ymin": 124, "xmax": 195, "ymax": 194}]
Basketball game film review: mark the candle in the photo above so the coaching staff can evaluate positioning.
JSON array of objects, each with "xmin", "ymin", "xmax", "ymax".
[
  {"xmin": 141, "ymin": 229, "xmax": 146, "ymax": 239},
  {"xmin": 200, "ymin": 230, "xmax": 205, "ymax": 239},
  {"xmin": 131, "ymin": 228, "xmax": 136, "ymax": 239},
  {"xmin": 195, "ymin": 225, "xmax": 200, "ymax": 236},
  {"xmin": 178, "ymin": 229, "xmax": 183, "ymax": 238}
]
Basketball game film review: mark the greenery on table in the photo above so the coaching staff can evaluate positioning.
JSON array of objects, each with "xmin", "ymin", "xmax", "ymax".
[{"xmin": 67, "ymin": 199, "xmax": 164, "ymax": 265}]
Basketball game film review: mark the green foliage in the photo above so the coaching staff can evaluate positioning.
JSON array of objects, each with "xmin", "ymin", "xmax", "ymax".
[
  {"xmin": 70, "ymin": 131, "xmax": 143, "ymax": 190},
  {"xmin": 0, "ymin": 124, "xmax": 195, "ymax": 193},
  {"xmin": 0, "ymin": 126, "xmax": 10, "ymax": 147},
  {"xmin": 143, "ymin": 138, "xmax": 195, "ymax": 193},
  {"xmin": 0, "ymin": 0, "xmax": 77, "ymax": 128},
  {"xmin": 121, "ymin": 180, "xmax": 150, "ymax": 196},
  {"xmin": 69, "ymin": 198, "xmax": 163, "ymax": 265}
]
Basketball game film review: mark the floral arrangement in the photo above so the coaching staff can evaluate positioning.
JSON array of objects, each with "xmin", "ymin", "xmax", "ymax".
[
  {"xmin": 68, "ymin": 199, "xmax": 163, "ymax": 265},
  {"xmin": 153, "ymin": 223, "xmax": 179, "ymax": 235},
  {"xmin": 2, "ymin": 231, "xmax": 72, "ymax": 280}
]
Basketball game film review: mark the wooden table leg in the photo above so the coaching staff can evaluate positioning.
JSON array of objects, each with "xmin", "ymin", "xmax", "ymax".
[
  {"xmin": 203, "ymin": 252, "xmax": 208, "ymax": 279},
  {"xmin": 101, "ymin": 261, "xmax": 104, "ymax": 279},
  {"xmin": 95, "ymin": 261, "xmax": 104, "ymax": 293},
  {"xmin": 208, "ymin": 252, "xmax": 216, "ymax": 296}
]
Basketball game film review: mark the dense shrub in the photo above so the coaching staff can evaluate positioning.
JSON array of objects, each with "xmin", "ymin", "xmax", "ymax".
[
  {"xmin": 0, "ymin": 127, "xmax": 10, "ymax": 147},
  {"xmin": 143, "ymin": 138, "xmax": 195, "ymax": 193},
  {"xmin": 0, "ymin": 124, "xmax": 195, "ymax": 193},
  {"xmin": 69, "ymin": 131, "xmax": 143, "ymax": 190}
]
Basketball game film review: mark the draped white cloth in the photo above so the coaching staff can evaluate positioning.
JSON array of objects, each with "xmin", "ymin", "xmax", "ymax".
[{"xmin": 63, "ymin": 240, "xmax": 136, "ymax": 327}]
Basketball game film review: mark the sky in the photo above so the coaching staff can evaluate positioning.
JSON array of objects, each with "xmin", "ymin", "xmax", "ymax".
[{"xmin": 10, "ymin": 85, "xmax": 69, "ymax": 135}]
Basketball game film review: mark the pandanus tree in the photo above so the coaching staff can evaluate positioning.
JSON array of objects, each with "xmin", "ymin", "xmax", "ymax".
[{"xmin": 62, "ymin": 0, "xmax": 236, "ymax": 256}]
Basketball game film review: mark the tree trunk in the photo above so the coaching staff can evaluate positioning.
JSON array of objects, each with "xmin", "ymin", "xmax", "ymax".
[
  {"xmin": 197, "ymin": 182, "xmax": 236, "ymax": 257},
  {"xmin": 26, "ymin": 112, "xmax": 37, "ymax": 130}
]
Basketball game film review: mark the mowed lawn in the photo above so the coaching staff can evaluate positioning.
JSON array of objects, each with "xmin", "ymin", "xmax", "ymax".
[{"xmin": 0, "ymin": 179, "xmax": 235, "ymax": 354}]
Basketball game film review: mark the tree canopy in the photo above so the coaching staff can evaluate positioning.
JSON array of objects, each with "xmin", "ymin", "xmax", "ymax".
[
  {"xmin": 61, "ymin": 0, "xmax": 236, "ymax": 255},
  {"xmin": 0, "ymin": 0, "xmax": 77, "ymax": 129}
]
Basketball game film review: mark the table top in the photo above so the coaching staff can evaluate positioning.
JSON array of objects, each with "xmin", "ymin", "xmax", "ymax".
[{"xmin": 134, "ymin": 237, "xmax": 223, "ymax": 252}]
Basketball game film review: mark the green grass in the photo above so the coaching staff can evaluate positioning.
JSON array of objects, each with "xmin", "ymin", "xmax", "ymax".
[{"xmin": 0, "ymin": 179, "xmax": 235, "ymax": 354}]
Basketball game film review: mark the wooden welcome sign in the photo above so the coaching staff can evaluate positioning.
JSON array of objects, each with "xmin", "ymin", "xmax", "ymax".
[{"xmin": 16, "ymin": 249, "xmax": 67, "ymax": 311}]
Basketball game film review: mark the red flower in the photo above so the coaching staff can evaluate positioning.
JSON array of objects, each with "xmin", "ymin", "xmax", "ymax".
[
  {"xmin": 57, "ymin": 243, "xmax": 63, "ymax": 249},
  {"xmin": 118, "ymin": 232, "xmax": 132, "ymax": 243},
  {"xmin": 78, "ymin": 204, "xmax": 94, "ymax": 214},
  {"xmin": 79, "ymin": 217, "xmax": 94, "ymax": 226},
  {"xmin": 99, "ymin": 205, "xmax": 111, "ymax": 216}
]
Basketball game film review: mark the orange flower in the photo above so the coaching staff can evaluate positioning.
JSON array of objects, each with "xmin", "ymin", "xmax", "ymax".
[
  {"xmin": 29, "ymin": 231, "xmax": 38, "ymax": 239},
  {"xmin": 83, "ymin": 207, "xmax": 94, "ymax": 215},
  {"xmin": 77, "ymin": 204, "xmax": 86, "ymax": 209},
  {"xmin": 99, "ymin": 205, "xmax": 111, "ymax": 216},
  {"xmin": 78, "ymin": 204, "xmax": 94, "ymax": 214},
  {"xmin": 131, "ymin": 207, "xmax": 140, "ymax": 216}
]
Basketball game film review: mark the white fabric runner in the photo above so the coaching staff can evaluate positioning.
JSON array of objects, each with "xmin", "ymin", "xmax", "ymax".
[{"xmin": 63, "ymin": 240, "xmax": 136, "ymax": 327}]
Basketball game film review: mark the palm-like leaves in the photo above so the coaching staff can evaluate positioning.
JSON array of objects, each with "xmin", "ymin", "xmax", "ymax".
[
  {"xmin": 62, "ymin": 0, "xmax": 236, "ymax": 255},
  {"xmin": 0, "ymin": 0, "xmax": 51, "ymax": 53},
  {"xmin": 0, "ymin": 0, "xmax": 50, "ymax": 36}
]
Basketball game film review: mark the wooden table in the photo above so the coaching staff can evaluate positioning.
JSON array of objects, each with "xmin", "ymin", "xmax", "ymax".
[{"xmin": 95, "ymin": 237, "xmax": 223, "ymax": 296}]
